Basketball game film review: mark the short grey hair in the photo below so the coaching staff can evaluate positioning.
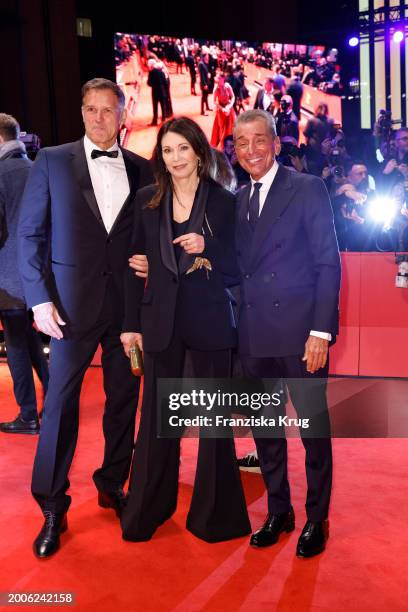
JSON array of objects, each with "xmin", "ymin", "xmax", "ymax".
[
  {"xmin": 81, "ymin": 78, "xmax": 125, "ymax": 109},
  {"xmin": 233, "ymin": 110, "xmax": 277, "ymax": 139}
]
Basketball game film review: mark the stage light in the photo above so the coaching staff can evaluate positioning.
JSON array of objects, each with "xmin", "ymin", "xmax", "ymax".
[
  {"xmin": 368, "ymin": 197, "xmax": 396, "ymax": 229},
  {"xmin": 348, "ymin": 36, "xmax": 359, "ymax": 48},
  {"xmin": 393, "ymin": 31, "xmax": 404, "ymax": 43}
]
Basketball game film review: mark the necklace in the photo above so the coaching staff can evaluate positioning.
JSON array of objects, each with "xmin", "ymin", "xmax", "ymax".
[
  {"xmin": 173, "ymin": 179, "xmax": 199, "ymax": 210},
  {"xmin": 173, "ymin": 188, "xmax": 187, "ymax": 209}
]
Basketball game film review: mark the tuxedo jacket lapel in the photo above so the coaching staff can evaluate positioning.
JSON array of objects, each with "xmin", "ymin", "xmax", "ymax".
[
  {"xmin": 71, "ymin": 139, "xmax": 105, "ymax": 230},
  {"xmin": 159, "ymin": 179, "xmax": 210, "ymax": 278},
  {"xmin": 178, "ymin": 179, "xmax": 209, "ymax": 275},
  {"xmin": 159, "ymin": 188, "xmax": 178, "ymax": 277}
]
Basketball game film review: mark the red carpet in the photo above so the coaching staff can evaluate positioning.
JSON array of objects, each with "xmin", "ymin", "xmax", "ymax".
[{"xmin": 0, "ymin": 363, "xmax": 407, "ymax": 611}]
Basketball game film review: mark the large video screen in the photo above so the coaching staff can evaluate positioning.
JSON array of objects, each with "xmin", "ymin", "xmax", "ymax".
[{"xmin": 114, "ymin": 32, "xmax": 343, "ymax": 159}]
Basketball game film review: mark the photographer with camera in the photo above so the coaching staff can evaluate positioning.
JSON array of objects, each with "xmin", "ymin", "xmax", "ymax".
[
  {"xmin": 320, "ymin": 129, "xmax": 350, "ymax": 186},
  {"xmin": 276, "ymin": 95, "xmax": 299, "ymax": 143},
  {"xmin": 390, "ymin": 162, "xmax": 408, "ymax": 251},
  {"xmin": 303, "ymin": 103, "xmax": 337, "ymax": 176},
  {"xmin": 277, "ymin": 136, "xmax": 307, "ymax": 173},
  {"xmin": 332, "ymin": 160, "xmax": 375, "ymax": 251},
  {"xmin": 380, "ymin": 127, "xmax": 408, "ymax": 191}
]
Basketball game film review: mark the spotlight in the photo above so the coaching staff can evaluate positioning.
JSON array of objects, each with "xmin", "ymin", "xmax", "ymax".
[
  {"xmin": 393, "ymin": 31, "xmax": 404, "ymax": 43},
  {"xmin": 348, "ymin": 36, "xmax": 359, "ymax": 48},
  {"xmin": 368, "ymin": 197, "xmax": 396, "ymax": 229}
]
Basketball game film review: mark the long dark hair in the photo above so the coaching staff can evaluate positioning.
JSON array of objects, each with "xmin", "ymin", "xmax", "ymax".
[{"xmin": 148, "ymin": 117, "xmax": 214, "ymax": 209}]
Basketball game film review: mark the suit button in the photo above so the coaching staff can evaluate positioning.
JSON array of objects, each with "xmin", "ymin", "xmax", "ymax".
[
  {"xmin": 274, "ymin": 301, "xmax": 280, "ymax": 307},
  {"xmin": 107, "ymin": 238, "xmax": 112, "ymax": 244},
  {"xmin": 271, "ymin": 272, "xmax": 276, "ymax": 278},
  {"xmin": 246, "ymin": 303, "xmax": 251, "ymax": 308},
  {"xmin": 244, "ymin": 274, "xmax": 251, "ymax": 279}
]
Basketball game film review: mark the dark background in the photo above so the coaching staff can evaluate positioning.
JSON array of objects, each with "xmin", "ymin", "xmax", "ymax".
[{"xmin": 0, "ymin": 0, "xmax": 359, "ymax": 145}]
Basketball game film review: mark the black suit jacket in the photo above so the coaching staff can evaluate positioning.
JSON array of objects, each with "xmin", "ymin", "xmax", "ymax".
[
  {"xmin": 236, "ymin": 164, "xmax": 340, "ymax": 358},
  {"xmin": 147, "ymin": 68, "xmax": 167, "ymax": 99},
  {"xmin": 253, "ymin": 89, "xmax": 273, "ymax": 112},
  {"xmin": 18, "ymin": 139, "xmax": 153, "ymax": 332},
  {"xmin": 123, "ymin": 178, "xmax": 238, "ymax": 352},
  {"xmin": 198, "ymin": 61, "xmax": 210, "ymax": 90}
]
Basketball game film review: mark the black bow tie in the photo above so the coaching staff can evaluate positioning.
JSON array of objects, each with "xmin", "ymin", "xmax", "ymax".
[{"xmin": 91, "ymin": 149, "xmax": 119, "ymax": 160}]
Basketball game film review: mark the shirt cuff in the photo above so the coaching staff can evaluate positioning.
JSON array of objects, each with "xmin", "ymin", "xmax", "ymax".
[
  {"xmin": 310, "ymin": 330, "xmax": 332, "ymax": 342},
  {"xmin": 32, "ymin": 302, "xmax": 53, "ymax": 312}
]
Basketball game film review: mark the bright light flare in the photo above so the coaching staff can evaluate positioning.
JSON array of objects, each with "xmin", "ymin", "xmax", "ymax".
[
  {"xmin": 393, "ymin": 31, "xmax": 404, "ymax": 44},
  {"xmin": 368, "ymin": 197, "xmax": 396, "ymax": 229}
]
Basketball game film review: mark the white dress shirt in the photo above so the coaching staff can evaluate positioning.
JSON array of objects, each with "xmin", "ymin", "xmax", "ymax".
[
  {"xmin": 262, "ymin": 91, "xmax": 273, "ymax": 111},
  {"xmin": 83, "ymin": 134, "xmax": 130, "ymax": 233},
  {"xmin": 249, "ymin": 160, "xmax": 279, "ymax": 214},
  {"xmin": 248, "ymin": 161, "xmax": 331, "ymax": 342}
]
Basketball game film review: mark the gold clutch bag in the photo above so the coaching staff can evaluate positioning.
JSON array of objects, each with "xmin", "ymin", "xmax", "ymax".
[{"xmin": 129, "ymin": 345, "xmax": 144, "ymax": 376}]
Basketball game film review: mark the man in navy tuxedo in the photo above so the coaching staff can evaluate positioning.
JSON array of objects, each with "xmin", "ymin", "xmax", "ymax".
[
  {"xmin": 233, "ymin": 110, "xmax": 340, "ymax": 558},
  {"xmin": 18, "ymin": 78, "xmax": 153, "ymax": 558}
]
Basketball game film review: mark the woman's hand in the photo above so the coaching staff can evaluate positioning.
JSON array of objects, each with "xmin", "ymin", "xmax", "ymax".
[
  {"xmin": 173, "ymin": 232, "xmax": 205, "ymax": 254},
  {"xmin": 129, "ymin": 254, "xmax": 148, "ymax": 278},
  {"xmin": 120, "ymin": 332, "xmax": 143, "ymax": 357}
]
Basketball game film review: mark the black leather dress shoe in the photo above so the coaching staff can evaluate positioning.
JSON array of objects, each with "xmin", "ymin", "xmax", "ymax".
[
  {"xmin": 98, "ymin": 488, "xmax": 127, "ymax": 517},
  {"xmin": 250, "ymin": 508, "xmax": 295, "ymax": 547},
  {"xmin": 0, "ymin": 414, "xmax": 39, "ymax": 435},
  {"xmin": 296, "ymin": 520, "xmax": 329, "ymax": 558},
  {"xmin": 33, "ymin": 512, "xmax": 67, "ymax": 558}
]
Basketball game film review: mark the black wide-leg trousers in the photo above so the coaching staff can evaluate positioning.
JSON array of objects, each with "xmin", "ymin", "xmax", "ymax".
[
  {"xmin": 121, "ymin": 328, "xmax": 251, "ymax": 543},
  {"xmin": 31, "ymin": 291, "xmax": 140, "ymax": 514},
  {"xmin": 241, "ymin": 354, "xmax": 332, "ymax": 522}
]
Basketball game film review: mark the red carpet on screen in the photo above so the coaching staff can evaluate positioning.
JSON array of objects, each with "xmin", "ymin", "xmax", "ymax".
[{"xmin": 0, "ymin": 363, "xmax": 407, "ymax": 611}]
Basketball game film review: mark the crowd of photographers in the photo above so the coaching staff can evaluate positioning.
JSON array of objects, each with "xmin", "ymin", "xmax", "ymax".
[
  {"xmin": 118, "ymin": 34, "xmax": 406, "ymax": 252},
  {"xmin": 222, "ymin": 90, "xmax": 408, "ymax": 253}
]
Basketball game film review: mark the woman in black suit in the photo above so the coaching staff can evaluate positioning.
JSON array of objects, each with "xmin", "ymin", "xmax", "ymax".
[{"xmin": 120, "ymin": 117, "xmax": 250, "ymax": 543}]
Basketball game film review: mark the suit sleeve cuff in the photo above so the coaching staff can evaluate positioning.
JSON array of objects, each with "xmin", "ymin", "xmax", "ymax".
[{"xmin": 310, "ymin": 330, "xmax": 332, "ymax": 341}]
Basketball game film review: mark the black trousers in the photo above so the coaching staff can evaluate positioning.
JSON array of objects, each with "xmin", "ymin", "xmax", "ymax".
[
  {"xmin": 151, "ymin": 91, "xmax": 166, "ymax": 124},
  {"xmin": 121, "ymin": 327, "xmax": 251, "ymax": 543},
  {"xmin": 201, "ymin": 89, "xmax": 210, "ymax": 114},
  {"xmin": 31, "ymin": 290, "xmax": 140, "ymax": 514},
  {"xmin": 1, "ymin": 309, "xmax": 49, "ymax": 420},
  {"xmin": 241, "ymin": 354, "xmax": 332, "ymax": 522}
]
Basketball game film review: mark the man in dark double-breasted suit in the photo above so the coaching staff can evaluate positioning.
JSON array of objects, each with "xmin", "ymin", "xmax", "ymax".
[
  {"xmin": 18, "ymin": 78, "xmax": 153, "ymax": 558},
  {"xmin": 233, "ymin": 110, "xmax": 340, "ymax": 558}
]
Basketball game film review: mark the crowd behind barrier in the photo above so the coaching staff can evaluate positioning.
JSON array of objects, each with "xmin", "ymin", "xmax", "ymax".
[{"xmin": 114, "ymin": 33, "xmax": 408, "ymax": 253}]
